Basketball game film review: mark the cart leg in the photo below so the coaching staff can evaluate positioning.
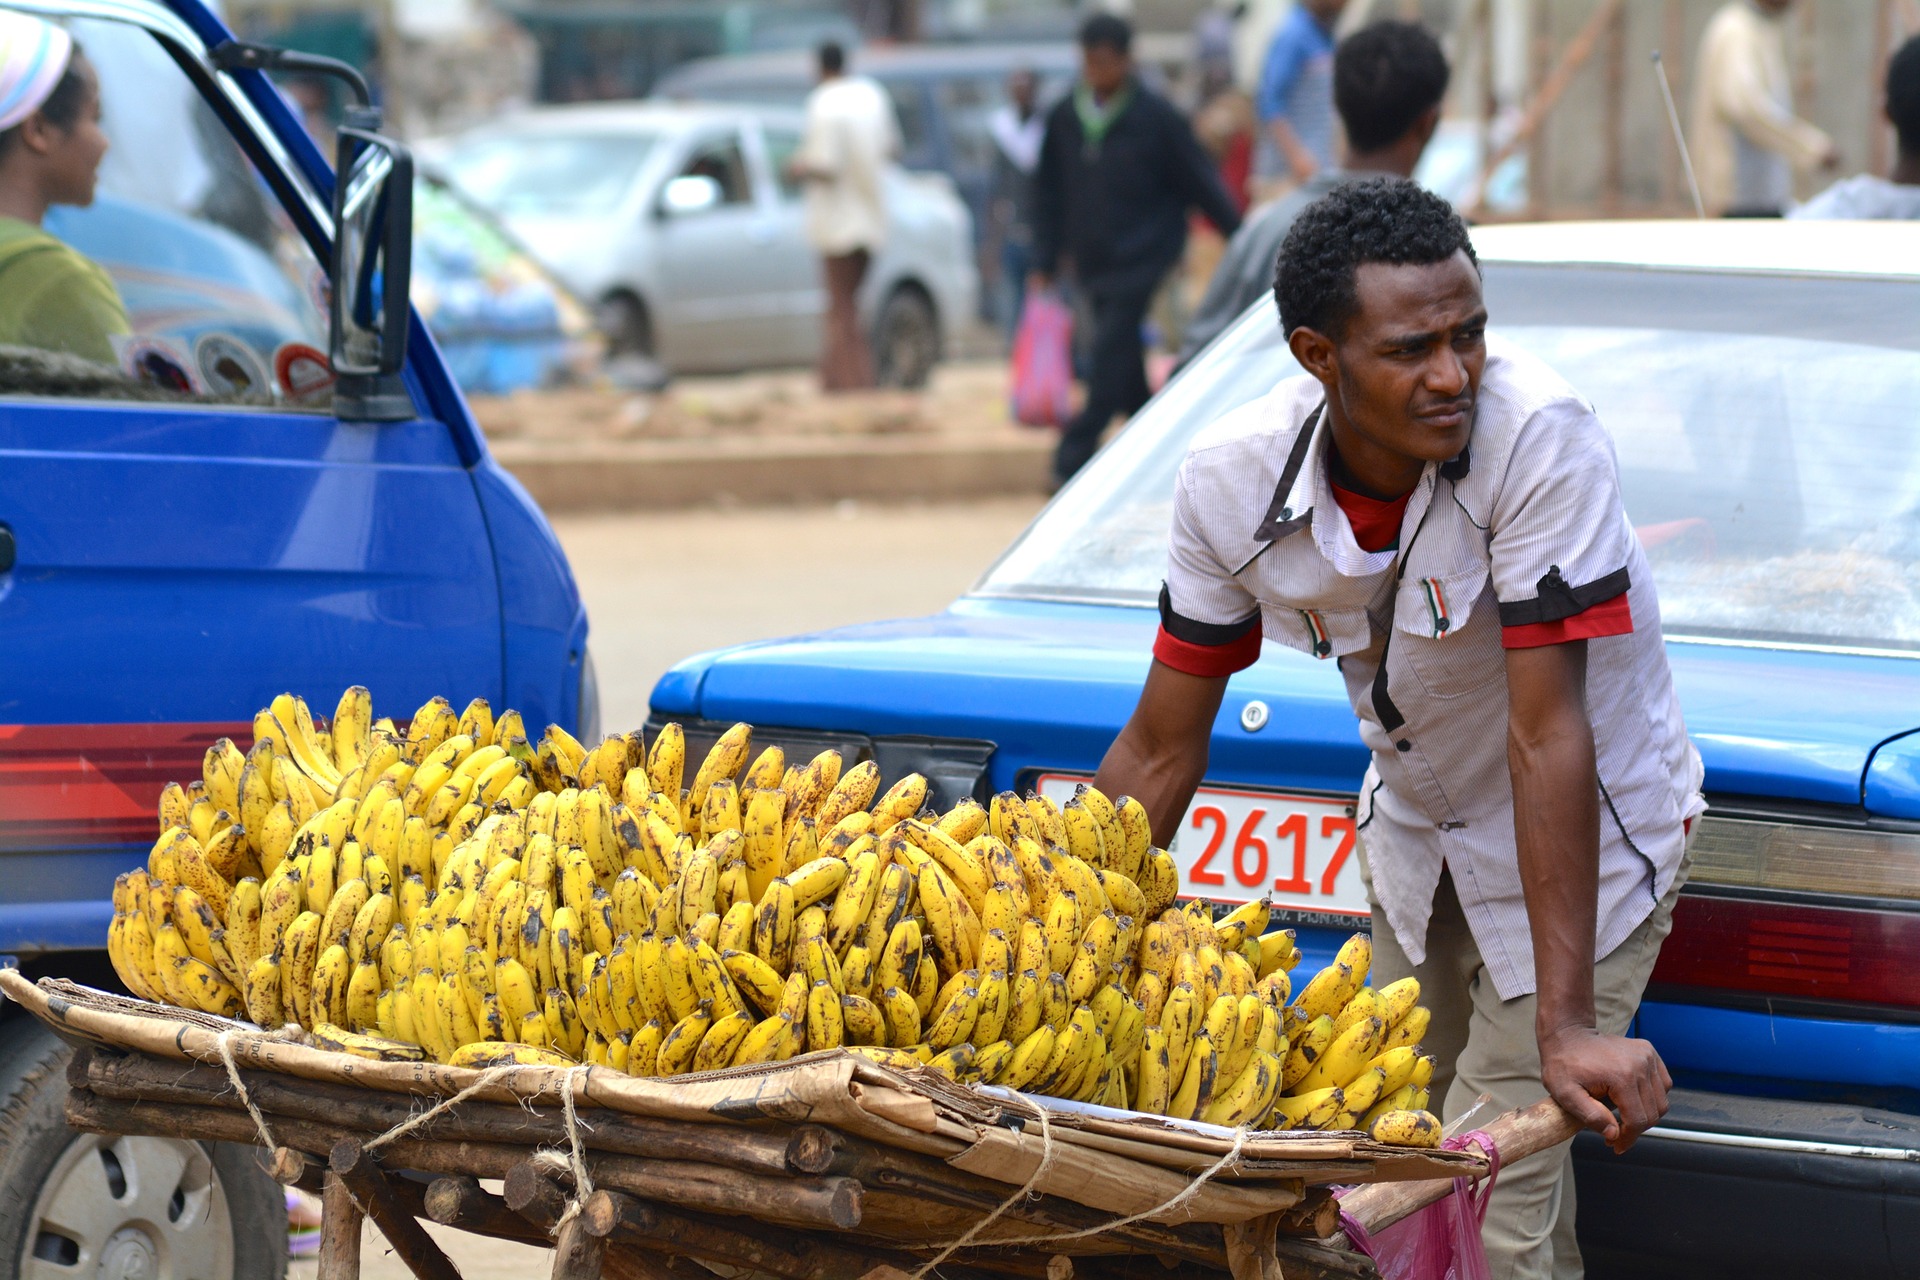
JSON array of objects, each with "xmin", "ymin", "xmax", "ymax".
[
  {"xmin": 1222, "ymin": 1214, "xmax": 1285, "ymax": 1280},
  {"xmin": 551, "ymin": 1213, "xmax": 607, "ymax": 1280},
  {"xmin": 318, "ymin": 1170, "xmax": 364, "ymax": 1280}
]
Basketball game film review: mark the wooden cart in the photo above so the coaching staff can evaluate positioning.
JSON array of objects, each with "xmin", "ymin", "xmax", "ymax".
[{"xmin": 2, "ymin": 972, "xmax": 1573, "ymax": 1280}]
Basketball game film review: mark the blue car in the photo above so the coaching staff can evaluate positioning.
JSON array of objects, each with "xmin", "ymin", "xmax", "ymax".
[
  {"xmin": 0, "ymin": 0, "xmax": 589, "ymax": 1270},
  {"xmin": 650, "ymin": 220, "xmax": 1920, "ymax": 1277}
]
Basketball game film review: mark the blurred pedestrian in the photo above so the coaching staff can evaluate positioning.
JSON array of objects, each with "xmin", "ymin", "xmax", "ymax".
[
  {"xmin": 789, "ymin": 40, "xmax": 899, "ymax": 391},
  {"xmin": 1192, "ymin": 3, "xmax": 1255, "ymax": 214},
  {"xmin": 989, "ymin": 67, "xmax": 1044, "ymax": 337},
  {"xmin": 1790, "ymin": 33, "xmax": 1920, "ymax": 220},
  {"xmin": 1690, "ymin": 0, "xmax": 1837, "ymax": 217},
  {"xmin": 0, "ymin": 13, "xmax": 128, "ymax": 369},
  {"xmin": 1254, "ymin": 0, "xmax": 1347, "ymax": 196},
  {"xmin": 1030, "ymin": 13, "xmax": 1241, "ymax": 485},
  {"xmin": 1180, "ymin": 19, "xmax": 1447, "ymax": 366}
]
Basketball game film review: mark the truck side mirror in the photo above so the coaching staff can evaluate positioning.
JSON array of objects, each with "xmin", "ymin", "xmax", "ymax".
[{"xmin": 330, "ymin": 116, "xmax": 415, "ymax": 421}]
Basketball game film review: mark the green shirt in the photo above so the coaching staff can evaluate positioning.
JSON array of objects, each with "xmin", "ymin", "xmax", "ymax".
[{"xmin": 0, "ymin": 216, "xmax": 131, "ymax": 368}]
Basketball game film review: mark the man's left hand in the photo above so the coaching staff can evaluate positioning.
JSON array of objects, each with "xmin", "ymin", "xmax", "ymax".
[{"xmin": 1539, "ymin": 1025, "xmax": 1672, "ymax": 1155}]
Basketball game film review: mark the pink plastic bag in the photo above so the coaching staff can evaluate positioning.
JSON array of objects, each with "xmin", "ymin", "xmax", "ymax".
[
  {"xmin": 1342, "ymin": 1131, "xmax": 1501, "ymax": 1280},
  {"xmin": 1010, "ymin": 290, "xmax": 1074, "ymax": 427}
]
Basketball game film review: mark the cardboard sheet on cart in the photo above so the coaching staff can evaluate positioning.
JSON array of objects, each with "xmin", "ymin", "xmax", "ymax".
[{"xmin": 3, "ymin": 972, "xmax": 1482, "ymax": 1226}]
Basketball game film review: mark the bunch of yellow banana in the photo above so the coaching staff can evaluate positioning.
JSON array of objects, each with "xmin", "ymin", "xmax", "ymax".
[
  {"xmin": 1263, "ymin": 933, "xmax": 1444, "ymax": 1148},
  {"xmin": 104, "ymin": 692, "xmax": 1447, "ymax": 1145}
]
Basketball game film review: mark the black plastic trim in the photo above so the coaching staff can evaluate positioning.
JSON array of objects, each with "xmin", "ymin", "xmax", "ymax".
[{"xmin": 642, "ymin": 716, "xmax": 996, "ymax": 812}]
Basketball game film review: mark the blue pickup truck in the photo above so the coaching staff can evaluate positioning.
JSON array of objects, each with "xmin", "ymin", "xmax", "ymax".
[
  {"xmin": 0, "ymin": 0, "xmax": 590, "ymax": 1271},
  {"xmin": 650, "ymin": 221, "xmax": 1920, "ymax": 1278}
]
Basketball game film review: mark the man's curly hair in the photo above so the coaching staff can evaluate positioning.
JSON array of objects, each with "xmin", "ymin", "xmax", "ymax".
[{"xmin": 1274, "ymin": 177, "xmax": 1475, "ymax": 339}]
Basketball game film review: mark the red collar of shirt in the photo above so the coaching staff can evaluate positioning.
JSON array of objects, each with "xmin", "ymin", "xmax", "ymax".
[{"xmin": 1329, "ymin": 480, "xmax": 1413, "ymax": 554}]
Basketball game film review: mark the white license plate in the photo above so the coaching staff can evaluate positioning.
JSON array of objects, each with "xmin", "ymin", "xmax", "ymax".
[{"xmin": 1034, "ymin": 775, "xmax": 1369, "ymax": 920}]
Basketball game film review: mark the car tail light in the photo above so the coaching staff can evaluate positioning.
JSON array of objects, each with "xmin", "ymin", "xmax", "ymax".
[
  {"xmin": 1685, "ymin": 816, "xmax": 1920, "ymax": 901},
  {"xmin": 1652, "ymin": 815, "xmax": 1920, "ymax": 1012},
  {"xmin": 1652, "ymin": 896, "xmax": 1920, "ymax": 1011}
]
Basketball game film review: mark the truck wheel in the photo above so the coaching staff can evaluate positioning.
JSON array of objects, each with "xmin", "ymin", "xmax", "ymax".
[
  {"xmin": 874, "ymin": 286, "xmax": 939, "ymax": 390},
  {"xmin": 0, "ymin": 1019, "xmax": 288, "ymax": 1279}
]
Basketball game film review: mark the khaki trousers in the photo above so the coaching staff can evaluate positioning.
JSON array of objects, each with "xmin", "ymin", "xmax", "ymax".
[{"xmin": 1358, "ymin": 842, "xmax": 1690, "ymax": 1280}]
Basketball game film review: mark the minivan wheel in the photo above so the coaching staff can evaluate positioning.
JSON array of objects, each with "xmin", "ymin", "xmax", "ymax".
[
  {"xmin": 874, "ymin": 286, "xmax": 939, "ymax": 390},
  {"xmin": 0, "ymin": 1020, "xmax": 287, "ymax": 1279},
  {"xmin": 596, "ymin": 292, "xmax": 654, "ymax": 358}
]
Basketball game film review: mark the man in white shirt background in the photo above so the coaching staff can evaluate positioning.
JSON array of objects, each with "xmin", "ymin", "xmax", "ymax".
[
  {"xmin": 1690, "ymin": 0, "xmax": 1837, "ymax": 217},
  {"xmin": 789, "ymin": 41, "xmax": 899, "ymax": 391}
]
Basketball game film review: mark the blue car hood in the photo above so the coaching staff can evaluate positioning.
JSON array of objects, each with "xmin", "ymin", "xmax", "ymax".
[{"xmin": 655, "ymin": 599, "xmax": 1920, "ymax": 817}]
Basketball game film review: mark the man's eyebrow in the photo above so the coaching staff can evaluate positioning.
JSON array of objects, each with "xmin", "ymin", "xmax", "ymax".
[{"xmin": 1379, "ymin": 309, "xmax": 1491, "ymax": 347}]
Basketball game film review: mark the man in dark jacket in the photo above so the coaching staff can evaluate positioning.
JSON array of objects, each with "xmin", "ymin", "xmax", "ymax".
[{"xmin": 1030, "ymin": 13, "xmax": 1241, "ymax": 484}]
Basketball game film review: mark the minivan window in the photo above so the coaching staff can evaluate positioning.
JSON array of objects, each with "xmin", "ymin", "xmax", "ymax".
[
  {"xmin": 0, "ymin": 13, "xmax": 331, "ymax": 408},
  {"xmin": 442, "ymin": 131, "xmax": 658, "ymax": 217}
]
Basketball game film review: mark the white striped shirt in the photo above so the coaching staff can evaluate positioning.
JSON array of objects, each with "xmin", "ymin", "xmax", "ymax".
[{"xmin": 1162, "ymin": 337, "xmax": 1705, "ymax": 999}]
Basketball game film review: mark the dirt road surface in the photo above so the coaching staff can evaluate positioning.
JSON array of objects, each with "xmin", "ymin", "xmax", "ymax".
[
  {"xmin": 289, "ymin": 496, "xmax": 1043, "ymax": 1278},
  {"xmin": 555, "ymin": 497, "xmax": 1046, "ymax": 734}
]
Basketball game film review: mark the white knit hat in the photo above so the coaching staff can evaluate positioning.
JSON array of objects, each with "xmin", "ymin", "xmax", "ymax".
[{"xmin": 0, "ymin": 10, "xmax": 74, "ymax": 132}]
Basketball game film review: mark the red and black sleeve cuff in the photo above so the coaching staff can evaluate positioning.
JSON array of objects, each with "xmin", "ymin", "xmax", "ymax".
[
  {"xmin": 1154, "ymin": 584, "xmax": 1263, "ymax": 677},
  {"xmin": 1502, "ymin": 591, "xmax": 1633, "ymax": 649}
]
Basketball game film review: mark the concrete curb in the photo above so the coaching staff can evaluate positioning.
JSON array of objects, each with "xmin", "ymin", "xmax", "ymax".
[{"xmin": 492, "ymin": 433, "xmax": 1055, "ymax": 512}]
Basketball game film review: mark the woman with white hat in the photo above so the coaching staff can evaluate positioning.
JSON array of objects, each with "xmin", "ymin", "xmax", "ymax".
[{"xmin": 0, "ymin": 10, "xmax": 128, "ymax": 367}]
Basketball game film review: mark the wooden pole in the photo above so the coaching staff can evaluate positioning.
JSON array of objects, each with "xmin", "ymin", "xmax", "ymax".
[
  {"xmin": 1602, "ymin": 0, "xmax": 1626, "ymax": 214},
  {"xmin": 581, "ymin": 1187, "xmax": 953, "ymax": 1280},
  {"xmin": 425, "ymin": 1176, "xmax": 551, "ymax": 1244},
  {"xmin": 1338, "ymin": 1098, "xmax": 1581, "ymax": 1236},
  {"xmin": 80, "ymin": 1050, "xmax": 805, "ymax": 1178},
  {"xmin": 550, "ymin": 1215, "xmax": 608, "ymax": 1280},
  {"xmin": 318, "ymin": 1171, "xmax": 365, "ymax": 1280},
  {"xmin": 330, "ymin": 1139, "xmax": 465, "ymax": 1280},
  {"xmin": 1527, "ymin": 0, "xmax": 1552, "ymax": 218},
  {"xmin": 64, "ymin": 1089, "xmax": 862, "ymax": 1232},
  {"xmin": 1465, "ymin": 0, "xmax": 1629, "ymax": 216},
  {"xmin": 1872, "ymin": 0, "xmax": 1895, "ymax": 177},
  {"xmin": 1662, "ymin": 0, "xmax": 1686, "ymax": 210}
]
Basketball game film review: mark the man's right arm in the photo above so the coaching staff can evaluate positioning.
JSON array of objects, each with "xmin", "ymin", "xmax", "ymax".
[{"xmin": 1093, "ymin": 661, "xmax": 1228, "ymax": 844}]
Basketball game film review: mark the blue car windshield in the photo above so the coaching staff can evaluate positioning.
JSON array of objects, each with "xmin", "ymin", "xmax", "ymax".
[
  {"xmin": 979, "ymin": 263, "xmax": 1920, "ymax": 653},
  {"xmin": 440, "ymin": 132, "xmax": 659, "ymax": 217}
]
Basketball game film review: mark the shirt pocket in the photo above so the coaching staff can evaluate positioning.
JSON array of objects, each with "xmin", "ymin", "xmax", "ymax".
[
  {"xmin": 1262, "ymin": 603, "xmax": 1373, "ymax": 660},
  {"xmin": 1391, "ymin": 564, "xmax": 1505, "ymax": 700}
]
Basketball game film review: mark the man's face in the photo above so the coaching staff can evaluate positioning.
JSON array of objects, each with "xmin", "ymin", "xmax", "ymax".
[
  {"xmin": 1305, "ymin": 0, "xmax": 1348, "ymax": 22},
  {"xmin": 1009, "ymin": 69, "xmax": 1036, "ymax": 113},
  {"xmin": 1081, "ymin": 45, "xmax": 1131, "ymax": 98},
  {"xmin": 1312, "ymin": 251, "xmax": 1487, "ymax": 467}
]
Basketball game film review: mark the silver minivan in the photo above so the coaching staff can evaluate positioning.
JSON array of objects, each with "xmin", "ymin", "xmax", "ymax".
[{"xmin": 431, "ymin": 101, "xmax": 978, "ymax": 386}]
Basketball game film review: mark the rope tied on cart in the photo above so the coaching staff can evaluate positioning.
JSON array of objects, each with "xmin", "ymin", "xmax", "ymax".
[
  {"xmin": 531, "ymin": 1066, "xmax": 598, "ymax": 1235},
  {"xmin": 910, "ymin": 1106, "xmax": 1252, "ymax": 1276},
  {"xmin": 363, "ymin": 1064, "xmax": 526, "ymax": 1153},
  {"xmin": 907, "ymin": 1102, "xmax": 1061, "ymax": 1278},
  {"xmin": 212, "ymin": 1028, "xmax": 285, "ymax": 1152}
]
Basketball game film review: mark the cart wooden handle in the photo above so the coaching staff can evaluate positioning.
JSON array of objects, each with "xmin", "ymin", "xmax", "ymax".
[{"xmin": 1339, "ymin": 1099, "xmax": 1583, "ymax": 1235}]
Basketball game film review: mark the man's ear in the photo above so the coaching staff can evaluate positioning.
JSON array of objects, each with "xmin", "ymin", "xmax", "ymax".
[{"xmin": 1288, "ymin": 325, "xmax": 1339, "ymax": 389}]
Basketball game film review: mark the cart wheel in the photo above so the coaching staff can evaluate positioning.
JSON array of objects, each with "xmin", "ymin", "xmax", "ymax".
[{"xmin": 0, "ymin": 1018, "xmax": 289, "ymax": 1279}]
